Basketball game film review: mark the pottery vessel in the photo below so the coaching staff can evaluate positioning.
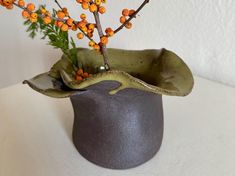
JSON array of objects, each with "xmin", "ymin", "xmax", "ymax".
[{"xmin": 23, "ymin": 48, "xmax": 193, "ymax": 170}]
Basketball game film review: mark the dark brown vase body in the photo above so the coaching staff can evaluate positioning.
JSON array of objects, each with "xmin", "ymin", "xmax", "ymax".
[{"xmin": 70, "ymin": 81, "xmax": 164, "ymax": 170}]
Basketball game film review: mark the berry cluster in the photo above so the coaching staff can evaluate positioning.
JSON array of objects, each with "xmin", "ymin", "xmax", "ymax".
[
  {"xmin": 76, "ymin": 0, "xmax": 106, "ymax": 14},
  {"xmin": 0, "ymin": 0, "xmax": 15, "ymax": 9},
  {"xmin": 75, "ymin": 68, "xmax": 92, "ymax": 82},
  {"xmin": 120, "ymin": 9, "xmax": 135, "ymax": 29},
  {"xmin": 75, "ymin": 0, "xmax": 113, "ymax": 50},
  {"xmin": 1, "ymin": 0, "xmax": 150, "ymax": 71}
]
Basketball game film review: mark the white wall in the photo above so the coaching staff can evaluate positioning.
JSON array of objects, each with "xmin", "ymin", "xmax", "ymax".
[{"xmin": 0, "ymin": 0, "xmax": 235, "ymax": 88}]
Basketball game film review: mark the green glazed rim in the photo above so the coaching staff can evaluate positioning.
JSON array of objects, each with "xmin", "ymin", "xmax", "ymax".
[{"xmin": 23, "ymin": 48, "xmax": 194, "ymax": 98}]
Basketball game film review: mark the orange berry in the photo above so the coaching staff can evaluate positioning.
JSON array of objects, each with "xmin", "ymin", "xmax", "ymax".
[
  {"xmin": 57, "ymin": 11, "xmax": 65, "ymax": 19},
  {"xmin": 77, "ymin": 21, "xmax": 86, "ymax": 28},
  {"xmin": 83, "ymin": 72, "xmax": 89, "ymax": 78},
  {"xmin": 80, "ymin": 13, "xmax": 86, "ymax": 20},
  {"xmin": 62, "ymin": 7, "xmax": 68, "ymax": 12},
  {"xmin": 30, "ymin": 12, "xmax": 38, "ymax": 19},
  {"xmin": 18, "ymin": 0, "xmax": 25, "ymax": 7},
  {"xmin": 89, "ymin": 4, "xmax": 97, "ymax": 12},
  {"xmin": 81, "ymin": 19, "xmax": 88, "ymax": 24},
  {"xmin": 22, "ymin": 10, "xmax": 30, "ymax": 19},
  {"xmin": 77, "ymin": 68, "xmax": 83, "ymax": 76},
  {"xmin": 88, "ymin": 23, "xmax": 95, "ymax": 30},
  {"xmin": 105, "ymin": 27, "xmax": 114, "ymax": 37},
  {"xmin": 6, "ymin": 4, "xmax": 13, "ymax": 9},
  {"xmin": 94, "ymin": 0, "xmax": 101, "ymax": 5},
  {"xmin": 125, "ymin": 22, "xmax": 132, "ymax": 29},
  {"xmin": 2, "ymin": 0, "xmax": 13, "ymax": 6},
  {"xmin": 76, "ymin": 0, "xmax": 82, "ymax": 3},
  {"xmin": 98, "ymin": 6, "xmax": 106, "ymax": 14},
  {"xmin": 129, "ymin": 9, "xmax": 136, "ymax": 16},
  {"xmin": 30, "ymin": 17, "xmax": 37, "ymax": 23},
  {"xmin": 87, "ymin": 32, "xmax": 93, "ymax": 38},
  {"xmin": 61, "ymin": 24, "xmax": 69, "ymax": 31},
  {"xmin": 100, "ymin": 36, "xmax": 108, "ymax": 45},
  {"xmin": 62, "ymin": 7, "xmax": 69, "ymax": 16},
  {"xmin": 76, "ymin": 75, "xmax": 83, "ymax": 82},
  {"xmin": 77, "ymin": 32, "xmax": 84, "ymax": 39},
  {"xmin": 56, "ymin": 21, "xmax": 63, "ymax": 27},
  {"xmin": 81, "ymin": 2, "xmax": 89, "ymax": 10},
  {"xmin": 89, "ymin": 41, "xmax": 95, "ymax": 47},
  {"xmin": 120, "ymin": 16, "xmax": 126, "ymax": 24},
  {"xmin": 43, "ymin": 16, "xmax": 52, "ymax": 24},
  {"xmin": 93, "ymin": 44, "xmax": 100, "ymax": 51},
  {"xmin": 66, "ymin": 18, "xmax": 74, "ymax": 26},
  {"xmin": 80, "ymin": 26, "xmax": 87, "ymax": 32},
  {"xmin": 122, "ymin": 9, "xmax": 129, "ymax": 16},
  {"xmin": 26, "ymin": 3, "xmax": 35, "ymax": 11},
  {"xmin": 72, "ymin": 25, "xmax": 78, "ymax": 31}
]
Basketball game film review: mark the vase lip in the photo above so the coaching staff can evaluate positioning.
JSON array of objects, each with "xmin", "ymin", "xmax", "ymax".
[{"xmin": 23, "ymin": 48, "xmax": 194, "ymax": 98}]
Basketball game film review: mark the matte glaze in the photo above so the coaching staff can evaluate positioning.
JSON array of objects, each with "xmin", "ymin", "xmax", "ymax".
[
  {"xmin": 24, "ymin": 48, "xmax": 194, "ymax": 98},
  {"xmin": 70, "ymin": 81, "xmax": 164, "ymax": 170}
]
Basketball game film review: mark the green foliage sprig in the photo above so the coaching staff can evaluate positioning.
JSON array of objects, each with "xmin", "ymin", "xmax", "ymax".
[{"xmin": 23, "ymin": 7, "xmax": 77, "ymax": 65}]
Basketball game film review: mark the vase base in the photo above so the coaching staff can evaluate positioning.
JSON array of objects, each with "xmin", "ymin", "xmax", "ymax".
[{"xmin": 71, "ymin": 81, "xmax": 164, "ymax": 170}]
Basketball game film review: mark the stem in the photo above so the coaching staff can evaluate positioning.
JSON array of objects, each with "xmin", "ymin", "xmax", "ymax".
[
  {"xmin": 93, "ymin": 11, "xmax": 110, "ymax": 70},
  {"xmin": 114, "ymin": 0, "xmax": 150, "ymax": 34},
  {"xmin": 54, "ymin": 0, "xmax": 63, "ymax": 10}
]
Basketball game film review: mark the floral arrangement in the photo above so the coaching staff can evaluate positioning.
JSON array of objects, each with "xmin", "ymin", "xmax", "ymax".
[
  {"xmin": 0, "ymin": 0, "xmax": 193, "ymax": 97},
  {"xmin": 1, "ymin": 0, "xmax": 149, "ymax": 69},
  {"xmin": 1, "ymin": 1, "xmax": 194, "ymax": 169}
]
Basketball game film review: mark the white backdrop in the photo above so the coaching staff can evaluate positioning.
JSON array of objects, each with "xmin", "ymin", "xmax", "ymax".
[{"xmin": 0, "ymin": 0, "xmax": 235, "ymax": 88}]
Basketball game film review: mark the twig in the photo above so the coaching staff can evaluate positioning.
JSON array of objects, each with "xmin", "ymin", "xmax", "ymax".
[
  {"xmin": 93, "ymin": 11, "xmax": 110, "ymax": 70},
  {"xmin": 54, "ymin": 0, "xmax": 63, "ymax": 10},
  {"xmin": 114, "ymin": 0, "xmax": 150, "ymax": 34}
]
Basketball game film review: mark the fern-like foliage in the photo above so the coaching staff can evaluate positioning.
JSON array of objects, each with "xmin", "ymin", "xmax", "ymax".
[{"xmin": 23, "ymin": 7, "xmax": 77, "ymax": 65}]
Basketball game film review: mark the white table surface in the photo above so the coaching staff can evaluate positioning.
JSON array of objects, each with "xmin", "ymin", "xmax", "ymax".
[{"xmin": 0, "ymin": 76, "xmax": 235, "ymax": 176}]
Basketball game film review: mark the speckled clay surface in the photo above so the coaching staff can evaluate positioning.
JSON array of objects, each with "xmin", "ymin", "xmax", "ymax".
[
  {"xmin": 23, "ymin": 48, "xmax": 193, "ymax": 170},
  {"xmin": 70, "ymin": 81, "xmax": 164, "ymax": 169}
]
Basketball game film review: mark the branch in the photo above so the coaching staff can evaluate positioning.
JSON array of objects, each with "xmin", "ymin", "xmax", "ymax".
[
  {"xmin": 54, "ymin": 0, "xmax": 63, "ymax": 10},
  {"xmin": 114, "ymin": 0, "xmax": 150, "ymax": 34},
  {"xmin": 93, "ymin": 11, "xmax": 110, "ymax": 70}
]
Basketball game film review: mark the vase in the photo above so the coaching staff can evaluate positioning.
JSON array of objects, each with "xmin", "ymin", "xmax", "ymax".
[
  {"xmin": 23, "ymin": 48, "xmax": 193, "ymax": 170},
  {"xmin": 70, "ymin": 81, "xmax": 164, "ymax": 169}
]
